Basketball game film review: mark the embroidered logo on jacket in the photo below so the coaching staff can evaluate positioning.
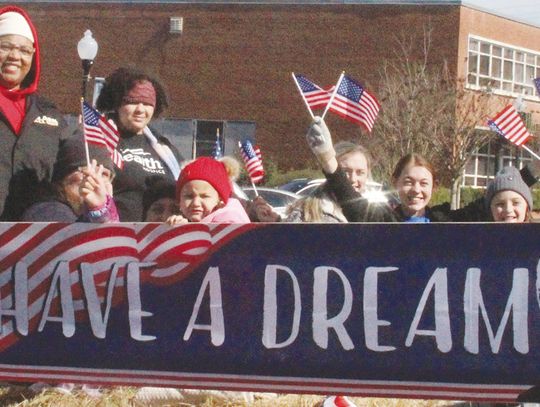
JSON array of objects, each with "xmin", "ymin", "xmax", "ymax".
[{"xmin": 33, "ymin": 116, "xmax": 59, "ymax": 126}]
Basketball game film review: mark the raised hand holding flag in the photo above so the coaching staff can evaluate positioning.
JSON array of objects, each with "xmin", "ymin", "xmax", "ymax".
[{"xmin": 488, "ymin": 104, "xmax": 539, "ymax": 160}]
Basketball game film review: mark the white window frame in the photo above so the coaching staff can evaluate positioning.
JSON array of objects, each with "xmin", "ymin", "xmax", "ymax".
[
  {"xmin": 462, "ymin": 136, "xmax": 533, "ymax": 189},
  {"xmin": 466, "ymin": 35, "xmax": 540, "ymax": 102}
]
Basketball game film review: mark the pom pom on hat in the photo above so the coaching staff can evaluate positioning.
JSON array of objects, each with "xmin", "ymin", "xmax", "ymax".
[
  {"xmin": 0, "ymin": 11, "xmax": 34, "ymax": 43},
  {"xmin": 176, "ymin": 157, "xmax": 232, "ymax": 204},
  {"xmin": 485, "ymin": 166, "xmax": 533, "ymax": 211}
]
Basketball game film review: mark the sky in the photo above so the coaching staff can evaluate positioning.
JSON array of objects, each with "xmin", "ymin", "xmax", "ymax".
[{"xmin": 464, "ymin": 0, "xmax": 540, "ymax": 27}]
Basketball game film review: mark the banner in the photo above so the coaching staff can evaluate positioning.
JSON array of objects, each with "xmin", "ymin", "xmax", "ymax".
[{"xmin": 0, "ymin": 222, "xmax": 539, "ymax": 402}]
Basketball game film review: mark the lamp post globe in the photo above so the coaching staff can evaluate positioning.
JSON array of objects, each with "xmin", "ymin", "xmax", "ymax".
[{"xmin": 77, "ymin": 30, "xmax": 98, "ymax": 100}]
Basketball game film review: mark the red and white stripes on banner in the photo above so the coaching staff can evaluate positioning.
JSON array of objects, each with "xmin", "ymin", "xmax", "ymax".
[
  {"xmin": 0, "ymin": 222, "xmax": 252, "ymax": 351},
  {"xmin": 0, "ymin": 365, "xmax": 528, "ymax": 403}
]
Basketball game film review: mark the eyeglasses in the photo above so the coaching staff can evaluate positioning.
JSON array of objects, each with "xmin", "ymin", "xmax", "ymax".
[{"xmin": 0, "ymin": 41, "xmax": 35, "ymax": 58}]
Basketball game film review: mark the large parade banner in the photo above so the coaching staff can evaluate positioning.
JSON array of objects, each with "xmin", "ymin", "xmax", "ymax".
[{"xmin": 0, "ymin": 221, "xmax": 538, "ymax": 402}]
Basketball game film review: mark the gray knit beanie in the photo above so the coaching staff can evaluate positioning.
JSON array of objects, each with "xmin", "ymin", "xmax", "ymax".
[{"xmin": 485, "ymin": 166, "xmax": 533, "ymax": 211}]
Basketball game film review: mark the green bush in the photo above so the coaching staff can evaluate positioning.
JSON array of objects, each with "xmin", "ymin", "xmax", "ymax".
[
  {"xmin": 460, "ymin": 187, "xmax": 484, "ymax": 207},
  {"xmin": 430, "ymin": 187, "xmax": 450, "ymax": 206},
  {"xmin": 431, "ymin": 186, "xmax": 540, "ymax": 209},
  {"xmin": 532, "ymin": 188, "xmax": 540, "ymax": 210}
]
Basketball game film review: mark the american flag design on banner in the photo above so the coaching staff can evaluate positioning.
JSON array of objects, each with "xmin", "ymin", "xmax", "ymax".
[
  {"xmin": 487, "ymin": 104, "xmax": 532, "ymax": 147},
  {"xmin": 239, "ymin": 140, "xmax": 265, "ymax": 184},
  {"xmin": 293, "ymin": 73, "xmax": 333, "ymax": 110},
  {"xmin": 328, "ymin": 75, "xmax": 380, "ymax": 132},
  {"xmin": 82, "ymin": 101, "xmax": 124, "ymax": 169},
  {"xmin": 0, "ymin": 222, "xmax": 253, "ymax": 351}
]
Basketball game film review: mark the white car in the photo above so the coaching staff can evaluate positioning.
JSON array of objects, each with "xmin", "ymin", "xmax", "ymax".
[{"xmin": 241, "ymin": 187, "xmax": 300, "ymax": 216}]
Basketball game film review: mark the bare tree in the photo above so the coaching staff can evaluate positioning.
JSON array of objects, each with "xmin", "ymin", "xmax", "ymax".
[{"xmin": 364, "ymin": 24, "xmax": 501, "ymax": 208}]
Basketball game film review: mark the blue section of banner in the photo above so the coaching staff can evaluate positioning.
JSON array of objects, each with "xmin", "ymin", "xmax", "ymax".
[{"xmin": 0, "ymin": 223, "xmax": 539, "ymax": 391}]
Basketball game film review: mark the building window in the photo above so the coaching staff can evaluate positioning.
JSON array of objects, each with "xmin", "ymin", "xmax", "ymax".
[
  {"xmin": 467, "ymin": 36, "xmax": 540, "ymax": 99},
  {"xmin": 195, "ymin": 120, "xmax": 223, "ymax": 158},
  {"xmin": 462, "ymin": 138, "xmax": 533, "ymax": 188}
]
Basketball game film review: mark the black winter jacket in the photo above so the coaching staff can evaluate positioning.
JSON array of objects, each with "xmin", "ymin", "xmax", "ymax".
[{"xmin": 0, "ymin": 94, "xmax": 70, "ymax": 220}]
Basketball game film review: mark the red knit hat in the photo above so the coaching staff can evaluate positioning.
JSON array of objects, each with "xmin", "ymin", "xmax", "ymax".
[{"xmin": 176, "ymin": 157, "xmax": 232, "ymax": 204}]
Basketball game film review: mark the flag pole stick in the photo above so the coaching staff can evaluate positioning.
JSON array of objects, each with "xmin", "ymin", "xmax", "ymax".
[
  {"xmin": 291, "ymin": 72, "xmax": 315, "ymax": 119},
  {"xmin": 321, "ymin": 71, "xmax": 345, "ymax": 120},
  {"xmin": 251, "ymin": 179, "xmax": 259, "ymax": 197},
  {"xmin": 80, "ymin": 97, "xmax": 91, "ymax": 167},
  {"xmin": 522, "ymin": 144, "xmax": 540, "ymax": 161}
]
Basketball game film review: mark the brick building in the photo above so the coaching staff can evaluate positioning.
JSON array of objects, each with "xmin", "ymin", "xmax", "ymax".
[{"xmin": 11, "ymin": 0, "xmax": 540, "ymax": 184}]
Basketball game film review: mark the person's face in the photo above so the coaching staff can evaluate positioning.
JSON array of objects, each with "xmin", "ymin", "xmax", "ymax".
[
  {"xmin": 61, "ymin": 166, "xmax": 113, "ymax": 215},
  {"xmin": 394, "ymin": 165, "xmax": 433, "ymax": 217},
  {"xmin": 490, "ymin": 190, "xmax": 528, "ymax": 223},
  {"xmin": 338, "ymin": 151, "xmax": 369, "ymax": 193},
  {"xmin": 179, "ymin": 180, "xmax": 221, "ymax": 222},
  {"xmin": 145, "ymin": 197, "xmax": 179, "ymax": 222},
  {"xmin": 117, "ymin": 101, "xmax": 155, "ymax": 134},
  {"xmin": 0, "ymin": 35, "xmax": 34, "ymax": 90},
  {"xmin": 61, "ymin": 170, "xmax": 85, "ymax": 215}
]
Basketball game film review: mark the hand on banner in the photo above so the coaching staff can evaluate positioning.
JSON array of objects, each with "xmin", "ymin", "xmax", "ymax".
[
  {"xmin": 306, "ymin": 116, "xmax": 338, "ymax": 173},
  {"xmin": 166, "ymin": 214, "xmax": 189, "ymax": 225},
  {"xmin": 80, "ymin": 159, "xmax": 113, "ymax": 210}
]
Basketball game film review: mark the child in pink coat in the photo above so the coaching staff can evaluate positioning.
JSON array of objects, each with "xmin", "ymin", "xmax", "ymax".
[{"xmin": 167, "ymin": 156, "xmax": 250, "ymax": 224}]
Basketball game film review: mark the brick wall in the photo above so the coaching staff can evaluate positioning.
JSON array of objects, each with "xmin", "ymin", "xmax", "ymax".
[{"xmin": 20, "ymin": 2, "xmax": 461, "ymax": 169}]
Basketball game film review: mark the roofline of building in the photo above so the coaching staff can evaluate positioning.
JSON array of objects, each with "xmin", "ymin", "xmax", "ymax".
[
  {"xmin": 461, "ymin": 1, "xmax": 540, "ymax": 29},
  {"xmin": 6, "ymin": 0, "xmax": 462, "ymax": 4}
]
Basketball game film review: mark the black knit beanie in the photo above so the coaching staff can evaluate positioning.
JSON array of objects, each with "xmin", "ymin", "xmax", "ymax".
[{"xmin": 52, "ymin": 136, "xmax": 115, "ymax": 183}]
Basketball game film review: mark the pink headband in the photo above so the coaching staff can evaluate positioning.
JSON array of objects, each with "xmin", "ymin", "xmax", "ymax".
[{"xmin": 122, "ymin": 80, "xmax": 156, "ymax": 107}]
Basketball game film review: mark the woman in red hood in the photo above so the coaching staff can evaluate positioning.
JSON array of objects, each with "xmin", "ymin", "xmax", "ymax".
[{"xmin": 0, "ymin": 6, "xmax": 71, "ymax": 220}]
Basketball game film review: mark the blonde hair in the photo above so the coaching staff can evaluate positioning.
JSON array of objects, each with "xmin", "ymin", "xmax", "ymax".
[{"xmin": 286, "ymin": 186, "xmax": 333, "ymax": 222}]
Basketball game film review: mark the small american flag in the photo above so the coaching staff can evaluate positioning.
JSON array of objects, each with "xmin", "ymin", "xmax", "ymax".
[
  {"xmin": 487, "ymin": 104, "xmax": 532, "ymax": 146},
  {"xmin": 239, "ymin": 140, "xmax": 264, "ymax": 184},
  {"xmin": 213, "ymin": 130, "xmax": 223, "ymax": 160},
  {"xmin": 293, "ymin": 73, "xmax": 333, "ymax": 110},
  {"xmin": 534, "ymin": 77, "xmax": 540, "ymax": 96},
  {"xmin": 82, "ymin": 101, "xmax": 123, "ymax": 169},
  {"xmin": 328, "ymin": 75, "xmax": 380, "ymax": 132}
]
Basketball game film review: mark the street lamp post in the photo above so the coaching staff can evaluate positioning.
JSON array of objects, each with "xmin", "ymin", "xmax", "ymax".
[{"xmin": 77, "ymin": 30, "xmax": 98, "ymax": 101}]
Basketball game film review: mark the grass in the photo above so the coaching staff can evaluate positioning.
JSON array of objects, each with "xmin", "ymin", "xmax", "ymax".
[{"xmin": 0, "ymin": 385, "xmax": 460, "ymax": 406}]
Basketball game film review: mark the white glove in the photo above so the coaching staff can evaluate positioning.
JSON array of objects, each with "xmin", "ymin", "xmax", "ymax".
[{"xmin": 306, "ymin": 116, "xmax": 335, "ymax": 163}]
